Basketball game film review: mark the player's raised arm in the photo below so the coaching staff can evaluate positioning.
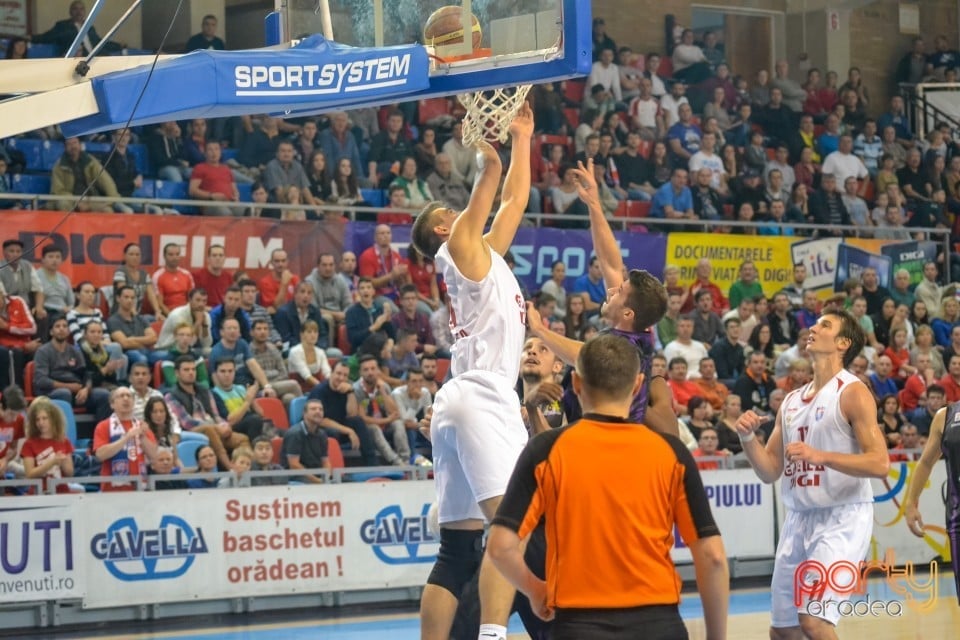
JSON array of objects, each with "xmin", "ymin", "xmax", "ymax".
[
  {"xmin": 736, "ymin": 409, "xmax": 785, "ymax": 484},
  {"xmin": 484, "ymin": 103, "xmax": 534, "ymax": 256},
  {"xmin": 571, "ymin": 159, "xmax": 624, "ymax": 289}
]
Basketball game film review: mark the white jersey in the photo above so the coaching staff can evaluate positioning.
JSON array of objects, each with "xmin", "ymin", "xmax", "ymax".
[
  {"xmin": 779, "ymin": 369, "xmax": 873, "ymax": 511},
  {"xmin": 435, "ymin": 243, "xmax": 525, "ymax": 382}
]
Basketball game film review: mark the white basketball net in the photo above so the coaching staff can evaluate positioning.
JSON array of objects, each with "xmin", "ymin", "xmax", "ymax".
[{"xmin": 457, "ymin": 84, "xmax": 532, "ymax": 146}]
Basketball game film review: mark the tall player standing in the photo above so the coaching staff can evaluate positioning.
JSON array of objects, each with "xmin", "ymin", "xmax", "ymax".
[
  {"xmin": 411, "ymin": 103, "xmax": 534, "ymax": 640},
  {"xmin": 735, "ymin": 310, "xmax": 889, "ymax": 640}
]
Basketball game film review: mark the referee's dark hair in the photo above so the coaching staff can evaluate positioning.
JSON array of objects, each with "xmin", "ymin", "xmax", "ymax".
[{"xmin": 575, "ymin": 334, "xmax": 642, "ymax": 402}]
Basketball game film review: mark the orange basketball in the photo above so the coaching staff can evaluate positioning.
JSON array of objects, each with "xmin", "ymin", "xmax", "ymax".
[{"xmin": 423, "ymin": 6, "xmax": 482, "ymax": 50}]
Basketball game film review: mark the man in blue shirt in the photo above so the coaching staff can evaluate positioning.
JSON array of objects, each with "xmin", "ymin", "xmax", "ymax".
[
  {"xmin": 571, "ymin": 256, "xmax": 605, "ymax": 315},
  {"xmin": 876, "ymin": 96, "xmax": 914, "ymax": 146},
  {"xmin": 650, "ymin": 168, "xmax": 695, "ymax": 220},
  {"xmin": 208, "ymin": 318, "xmax": 277, "ymax": 396},
  {"xmin": 666, "ymin": 104, "xmax": 702, "ymax": 169}
]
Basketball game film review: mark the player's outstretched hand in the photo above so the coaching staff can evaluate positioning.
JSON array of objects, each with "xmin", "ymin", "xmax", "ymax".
[
  {"xmin": 905, "ymin": 503, "xmax": 926, "ymax": 538},
  {"xmin": 571, "ymin": 159, "xmax": 601, "ymax": 208},
  {"xmin": 734, "ymin": 410, "xmax": 766, "ymax": 438},
  {"xmin": 474, "ymin": 139, "xmax": 502, "ymax": 174},
  {"xmin": 525, "ymin": 301, "xmax": 549, "ymax": 336},
  {"xmin": 509, "ymin": 102, "xmax": 535, "ymax": 139}
]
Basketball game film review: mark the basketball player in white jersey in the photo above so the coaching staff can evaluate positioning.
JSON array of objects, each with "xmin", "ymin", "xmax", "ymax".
[
  {"xmin": 411, "ymin": 103, "xmax": 534, "ymax": 640},
  {"xmin": 735, "ymin": 309, "xmax": 889, "ymax": 640}
]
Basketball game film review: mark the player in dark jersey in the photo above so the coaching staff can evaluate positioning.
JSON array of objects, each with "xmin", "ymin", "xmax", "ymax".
[
  {"xmin": 905, "ymin": 401, "xmax": 960, "ymax": 604},
  {"xmin": 526, "ymin": 158, "xmax": 675, "ymax": 435}
]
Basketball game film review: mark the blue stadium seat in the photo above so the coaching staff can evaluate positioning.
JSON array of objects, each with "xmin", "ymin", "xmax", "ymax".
[
  {"xmin": 179, "ymin": 431, "xmax": 210, "ymax": 443},
  {"xmin": 40, "ymin": 140, "xmax": 64, "ymax": 170},
  {"xmin": 27, "ymin": 43, "xmax": 58, "ymax": 59},
  {"xmin": 7, "ymin": 139, "xmax": 42, "ymax": 171},
  {"xmin": 288, "ymin": 396, "xmax": 306, "ymax": 427},
  {"xmin": 154, "ymin": 180, "xmax": 188, "ymax": 200},
  {"xmin": 237, "ymin": 183, "xmax": 252, "ymax": 202},
  {"xmin": 361, "ymin": 188, "xmax": 386, "ymax": 207},
  {"xmin": 133, "ymin": 179, "xmax": 155, "ymax": 198},
  {"xmin": 221, "ymin": 148, "xmax": 239, "ymax": 163},
  {"xmin": 49, "ymin": 398, "xmax": 90, "ymax": 451},
  {"xmin": 177, "ymin": 440, "xmax": 205, "ymax": 467},
  {"xmin": 128, "ymin": 144, "xmax": 150, "ymax": 175},
  {"xmin": 12, "ymin": 174, "xmax": 51, "ymax": 194}
]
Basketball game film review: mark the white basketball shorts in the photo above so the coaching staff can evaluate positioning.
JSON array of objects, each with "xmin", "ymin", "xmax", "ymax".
[
  {"xmin": 431, "ymin": 370, "xmax": 527, "ymax": 524},
  {"xmin": 770, "ymin": 502, "xmax": 874, "ymax": 628}
]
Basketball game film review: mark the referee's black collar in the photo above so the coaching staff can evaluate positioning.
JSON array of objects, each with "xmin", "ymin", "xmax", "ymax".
[{"xmin": 582, "ymin": 412, "xmax": 629, "ymax": 423}]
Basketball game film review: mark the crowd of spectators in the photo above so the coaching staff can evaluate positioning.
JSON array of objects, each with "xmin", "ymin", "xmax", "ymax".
[
  {"xmin": 3, "ymin": 10, "xmax": 960, "ymax": 490},
  {"xmin": 2, "ymin": 8, "xmax": 960, "ymax": 246}
]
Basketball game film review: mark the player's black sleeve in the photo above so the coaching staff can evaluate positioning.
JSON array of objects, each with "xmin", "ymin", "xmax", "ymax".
[{"xmin": 657, "ymin": 432, "xmax": 721, "ymax": 542}]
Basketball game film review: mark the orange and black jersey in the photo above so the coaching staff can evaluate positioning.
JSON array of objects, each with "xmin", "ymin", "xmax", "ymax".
[{"xmin": 492, "ymin": 413, "xmax": 720, "ymax": 610}]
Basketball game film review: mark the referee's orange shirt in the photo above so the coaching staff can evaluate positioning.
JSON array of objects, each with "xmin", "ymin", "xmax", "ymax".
[{"xmin": 492, "ymin": 413, "xmax": 720, "ymax": 610}]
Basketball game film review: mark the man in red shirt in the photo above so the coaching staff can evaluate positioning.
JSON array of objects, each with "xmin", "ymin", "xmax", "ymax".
[
  {"xmin": 692, "ymin": 427, "xmax": 731, "ymax": 470},
  {"xmin": 153, "ymin": 242, "xmax": 195, "ymax": 316},
  {"xmin": 188, "ymin": 140, "xmax": 239, "ymax": 216},
  {"xmin": 899, "ymin": 352, "xmax": 935, "ymax": 412},
  {"xmin": 358, "ymin": 224, "xmax": 408, "ymax": 302},
  {"xmin": 681, "ymin": 258, "xmax": 728, "ymax": 315},
  {"xmin": 666, "ymin": 357, "xmax": 701, "ymax": 414},
  {"xmin": 92, "ymin": 387, "xmax": 158, "ymax": 492},
  {"xmin": 258, "ymin": 249, "xmax": 299, "ymax": 313},
  {"xmin": 192, "ymin": 244, "xmax": 232, "ymax": 308}
]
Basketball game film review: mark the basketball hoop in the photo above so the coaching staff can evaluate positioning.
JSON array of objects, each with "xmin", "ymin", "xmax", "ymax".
[{"xmin": 458, "ymin": 84, "xmax": 532, "ymax": 146}]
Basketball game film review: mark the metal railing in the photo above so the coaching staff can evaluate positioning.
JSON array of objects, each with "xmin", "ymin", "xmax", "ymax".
[
  {"xmin": 900, "ymin": 81, "xmax": 960, "ymax": 140},
  {"xmin": 0, "ymin": 464, "xmax": 432, "ymax": 494},
  {"xmin": 4, "ymin": 191, "xmax": 953, "ymax": 268}
]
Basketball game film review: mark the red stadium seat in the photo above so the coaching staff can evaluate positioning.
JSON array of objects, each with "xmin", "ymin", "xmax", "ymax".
[
  {"xmin": 271, "ymin": 436, "xmax": 283, "ymax": 465},
  {"xmin": 255, "ymin": 397, "xmax": 290, "ymax": 431},
  {"xmin": 327, "ymin": 437, "xmax": 346, "ymax": 468},
  {"xmin": 337, "ymin": 324, "xmax": 351, "ymax": 355},
  {"xmin": 24, "ymin": 361, "xmax": 34, "ymax": 398},
  {"xmin": 563, "ymin": 108, "xmax": 580, "ymax": 131},
  {"xmin": 435, "ymin": 358, "xmax": 451, "ymax": 382},
  {"xmin": 563, "ymin": 79, "xmax": 586, "ymax": 103},
  {"xmin": 153, "ymin": 360, "xmax": 164, "ymax": 388}
]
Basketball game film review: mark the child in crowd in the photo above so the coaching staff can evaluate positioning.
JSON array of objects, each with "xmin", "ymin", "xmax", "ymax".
[
  {"xmin": 218, "ymin": 446, "xmax": 253, "ymax": 488},
  {"xmin": 250, "ymin": 435, "xmax": 287, "ymax": 486},
  {"xmin": 0, "ymin": 386, "xmax": 27, "ymax": 479}
]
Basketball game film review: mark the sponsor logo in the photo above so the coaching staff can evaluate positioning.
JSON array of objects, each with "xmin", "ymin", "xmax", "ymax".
[
  {"xmin": 234, "ymin": 54, "xmax": 413, "ymax": 97},
  {"xmin": 794, "ymin": 552, "xmax": 939, "ymax": 617},
  {"xmin": 359, "ymin": 504, "xmax": 438, "ymax": 565},
  {"xmin": 90, "ymin": 516, "xmax": 208, "ymax": 582}
]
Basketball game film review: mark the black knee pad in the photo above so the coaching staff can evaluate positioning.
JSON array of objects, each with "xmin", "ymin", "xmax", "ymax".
[{"xmin": 426, "ymin": 528, "xmax": 484, "ymax": 596}]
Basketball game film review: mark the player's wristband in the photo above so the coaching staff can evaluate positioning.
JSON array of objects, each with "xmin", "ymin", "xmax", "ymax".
[{"xmin": 739, "ymin": 431, "xmax": 756, "ymax": 443}]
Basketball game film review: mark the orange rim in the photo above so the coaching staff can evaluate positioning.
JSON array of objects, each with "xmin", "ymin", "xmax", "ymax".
[{"xmin": 430, "ymin": 47, "xmax": 492, "ymax": 65}]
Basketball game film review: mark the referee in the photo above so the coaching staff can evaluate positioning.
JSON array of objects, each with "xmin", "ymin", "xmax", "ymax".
[{"xmin": 487, "ymin": 334, "xmax": 729, "ymax": 639}]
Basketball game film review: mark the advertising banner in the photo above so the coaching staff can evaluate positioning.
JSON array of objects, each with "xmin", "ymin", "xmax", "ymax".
[
  {"xmin": 352, "ymin": 222, "xmax": 668, "ymax": 293},
  {"xmin": 881, "ymin": 241, "xmax": 938, "ymax": 286},
  {"xmin": 834, "ymin": 244, "xmax": 893, "ymax": 291},
  {"xmin": 0, "ymin": 0, "xmax": 28, "ymax": 36},
  {"xmin": 80, "ymin": 481, "xmax": 438, "ymax": 608},
  {"xmin": 790, "ymin": 237, "xmax": 842, "ymax": 293},
  {"xmin": 665, "ymin": 233, "xmax": 794, "ymax": 298},
  {"xmin": 6, "ymin": 210, "xmax": 345, "ymax": 289},
  {"xmin": 672, "ymin": 468, "xmax": 775, "ymax": 562},
  {"xmin": 0, "ymin": 496, "xmax": 83, "ymax": 602}
]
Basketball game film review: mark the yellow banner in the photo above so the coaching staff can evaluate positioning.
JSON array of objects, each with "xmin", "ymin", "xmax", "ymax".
[{"xmin": 665, "ymin": 233, "xmax": 796, "ymax": 297}]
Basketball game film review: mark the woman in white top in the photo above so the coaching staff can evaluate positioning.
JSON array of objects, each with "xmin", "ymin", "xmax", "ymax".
[
  {"xmin": 672, "ymin": 29, "xmax": 711, "ymax": 84},
  {"xmin": 540, "ymin": 261, "xmax": 568, "ymax": 320},
  {"xmin": 287, "ymin": 320, "xmax": 332, "ymax": 390}
]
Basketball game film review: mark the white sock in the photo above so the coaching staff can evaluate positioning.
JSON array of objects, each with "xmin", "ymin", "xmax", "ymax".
[{"xmin": 478, "ymin": 623, "xmax": 507, "ymax": 640}]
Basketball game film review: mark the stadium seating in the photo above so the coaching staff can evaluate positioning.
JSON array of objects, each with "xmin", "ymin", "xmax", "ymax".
[
  {"xmin": 7, "ymin": 138, "xmax": 42, "ymax": 170},
  {"xmin": 154, "ymin": 180, "xmax": 188, "ymax": 200},
  {"xmin": 27, "ymin": 43, "xmax": 58, "ymax": 59},
  {"xmin": 177, "ymin": 439, "xmax": 205, "ymax": 467},
  {"xmin": 255, "ymin": 397, "xmax": 290, "ymax": 431},
  {"xmin": 11, "ymin": 173, "xmax": 51, "ymax": 194},
  {"xmin": 360, "ymin": 188, "xmax": 386, "ymax": 207},
  {"xmin": 40, "ymin": 140, "xmax": 64, "ymax": 170},
  {"xmin": 49, "ymin": 398, "xmax": 90, "ymax": 452},
  {"xmin": 237, "ymin": 183, "xmax": 253, "ymax": 202},
  {"xmin": 133, "ymin": 179, "xmax": 156, "ymax": 199},
  {"xmin": 288, "ymin": 395, "xmax": 306, "ymax": 427}
]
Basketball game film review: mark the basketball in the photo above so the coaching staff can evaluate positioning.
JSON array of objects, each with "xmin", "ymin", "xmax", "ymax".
[{"xmin": 423, "ymin": 6, "xmax": 482, "ymax": 50}]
